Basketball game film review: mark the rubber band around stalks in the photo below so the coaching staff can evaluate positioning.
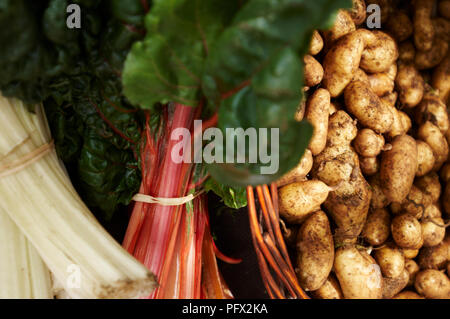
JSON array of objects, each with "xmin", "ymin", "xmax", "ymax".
[
  {"xmin": 132, "ymin": 189, "xmax": 205, "ymax": 206},
  {"xmin": 0, "ymin": 140, "xmax": 55, "ymax": 179}
]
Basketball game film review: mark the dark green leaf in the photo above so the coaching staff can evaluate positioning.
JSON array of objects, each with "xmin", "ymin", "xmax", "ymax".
[
  {"xmin": 109, "ymin": 0, "xmax": 148, "ymax": 26},
  {"xmin": 0, "ymin": 0, "xmax": 148, "ymax": 220},
  {"xmin": 209, "ymin": 48, "xmax": 313, "ymax": 186},
  {"xmin": 204, "ymin": 178, "xmax": 247, "ymax": 209}
]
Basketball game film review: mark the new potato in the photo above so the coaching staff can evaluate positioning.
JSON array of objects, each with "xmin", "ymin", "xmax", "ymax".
[
  {"xmin": 386, "ymin": 107, "xmax": 411, "ymax": 139},
  {"xmin": 415, "ymin": 91, "xmax": 449, "ymax": 133},
  {"xmin": 395, "ymin": 63, "xmax": 424, "ymax": 108},
  {"xmin": 400, "ymin": 185, "xmax": 432, "ymax": 219},
  {"xmin": 440, "ymin": 163, "xmax": 450, "ymax": 183},
  {"xmin": 308, "ymin": 30, "xmax": 324, "ymax": 56},
  {"xmin": 279, "ymin": 2, "xmax": 450, "ymax": 300},
  {"xmin": 392, "ymin": 291, "xmax": 424, "ymax": 299},
  {"xmin": 359, "ymin": 156, "xmax": 379, "ymax": 176},
  {"xmin": 344, "ymin": 80, "xmax": 394, "ymax": 133},
  {"xmin": 415, "ymin": 269, "xmax": 450, "ymax": 299},
  {"xmin": 311, "ymin": 275, "xmax": 343, "ymax": 299},
  {"xmin": 421, "ymin": 216, "xmax": 446, "ymax": 247},
  {"xmin": 417, "ymin": 121, "xmax": 449, "ymax": 170},
  {"xmin": 362, "ymin": 208, "xmax": 391, "ymax": 246},
  {"xmin": 415, "ymin": 173, "xmax": 441, "ymax": 203},
  {"xmin": 402, "ymin": 248, "xmax": 419, "ymax": 259},
  {"xmin": 416, "ymin": 140, "xmax": 435, "ymax": 176},
  {"xmin": 398, "ymin": 42, "xmax": 416, "ymax": 63},
  {"xmin": 305, "ymin": 89, "xmax": 330, "ymax": 155},
  {"xmin": 360, "ymin": 31, "xmax": 398, "ymax": 74},
  {"xmin": 413, "ymin": 0, "xmax": 435, "ymax": 52},
  {"xmin": 278, "ymin": 180, "xmax": 331, "ymax": 223},
  {"xmin": 373, "ymin": 243, "xmax": 405, "ymax": 278},
  {"xmin": 313, "ymin": 111, "xmax": 372, "ymax": 243},
  {"xmin": 433, "ymin": 17, "xmax": 450, "ymax": 43},
  {"xmin": 431, "ymin": 54, "xmax": 450, "ymax": 104},
  {"xmin": 369, "ymin": 174, "xmax": 391, "ymax": 209},
  {"xmin": 334, "ymin": 246, "xmax": 383, "ymax": 299},
  {"xmin": 296, "ymin": 211, "xmax": 334, "ymax": 291},
  {"xmin": 382, "ymin": 269, "xmax": 409, "ymax": 299},
  {"xmin": 365, "ymin": 0, "xmax": 392, "ymax": 23},
  {"xmin": 391, "ymin": 214, "xmax": 424, "ymax": 250},
  {"xmin": 405, "ymin": 259, "xmax": 420, "ymax": 286},
  {"xmin": 322, "ymin": 10, "xmax": 356, "ymax": 45},
  {"xmin": 386, "ymin": 10, "xmax": 413, "ymax": 42},
  {"xmin": 304, "ymin": 55, "xmax": 324, "ymax": 87},
  {"xmin": 367, "ymin": 64, "xmax": 397, "ymax": 97},
  {"xmin": 323, "ymin": 30, "xmax": 365, "ymax": 97},
  {"xmin": 415, "ymin": 38, "xmax": 448, "ymax": 70},
  {"xmin": 353, "ymin": 129, "xmax": 387, "ymax": 157},
  {"xmin": 417, "ymin": 234, "xmax": 450, "ymax": 270},
  {"xmin": 380, "ymin": 135, "xmax": 418, "ymax": 203}
]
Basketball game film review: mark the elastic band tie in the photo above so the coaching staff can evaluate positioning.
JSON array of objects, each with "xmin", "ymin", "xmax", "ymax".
[
  {"xmin": 0, "ymin": 140, "xmax": 54, "ymax": 179},
  {"xmin": 132, "ymin": 189, "xmax": 205, "ymax": 206}
]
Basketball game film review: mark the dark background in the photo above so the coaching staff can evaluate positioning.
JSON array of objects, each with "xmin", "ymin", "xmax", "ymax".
[{"xmin": 208, "ymin": 194, "xmax": 269, "ymax": 299}]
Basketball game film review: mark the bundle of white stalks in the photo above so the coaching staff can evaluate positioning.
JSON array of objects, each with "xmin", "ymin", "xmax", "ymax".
[
  {"xmin": 0, "ymin": 209, "xmax": 53, "ymax": 299},
  {"xmin": 0, "ymin": 94, "xmax": 157, "ymax": 299}
]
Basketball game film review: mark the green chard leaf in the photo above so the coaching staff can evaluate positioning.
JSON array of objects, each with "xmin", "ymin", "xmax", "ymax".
[
  {"xmin": 209, "ymin": 48, "xmax": 313, "ymax": 186},
  {"xmin": 204, "ymin": 178, "xmax": 247, "ymax": 209},
  {"xmin": 0, "ymin": 0, "xmax": 149, "ymax": 220},
  {"xmin": 47, "ymin": 84, "xmax": 143, "ymax": 221},
  {"xmin": 202, "ymin": 0, "xmax": 352, "ymax": 104},
  {"xmin": 0, "ymin": 0, "xmax": 99, "ymax": 103},
  {"xmin": 123, "ymin": 0, "xmax": 242, "ymax": 108},
  {"xmin": 203, "ymin": 0, "xmax": 350, "ymax": 186},
  {"xmin": 123, "ymin": 0, "xmax": 350, "ymax": 188},
  {"xmin": 54, "ymin": 2, "xmax": 146, "ymax": 220}
]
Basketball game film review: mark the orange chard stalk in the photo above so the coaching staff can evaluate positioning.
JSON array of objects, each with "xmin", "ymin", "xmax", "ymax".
[{"xmin": 247, "ymin": 184, "xmax": 309, "ymax": 299}]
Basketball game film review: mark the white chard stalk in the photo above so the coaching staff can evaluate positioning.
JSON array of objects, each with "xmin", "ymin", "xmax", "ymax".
[
  {"xmin": 0, "ymin": 94, "xmax": 157, "ymax": 298},
  {"xmin": 0, "ymin": 209, "xmax": 53, "ymax": 299}
]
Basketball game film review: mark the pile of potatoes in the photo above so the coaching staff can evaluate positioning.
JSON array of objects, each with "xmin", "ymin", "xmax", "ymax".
[{"xmin": 277, "ymin": 0, "xmax": 450, "ymax": 299}]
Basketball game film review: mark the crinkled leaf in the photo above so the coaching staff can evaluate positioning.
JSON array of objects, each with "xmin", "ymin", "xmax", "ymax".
[
  {"xmin": 1, "ymin": 0, "xmax": 148, "ymax": 220},
  {"xmin": 47, "ymin": 85, "xmax": 143, "ymax": 220},
  {"xmin": 0, "ymin": 0, "xmax": 101, "ymax": 103}
]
